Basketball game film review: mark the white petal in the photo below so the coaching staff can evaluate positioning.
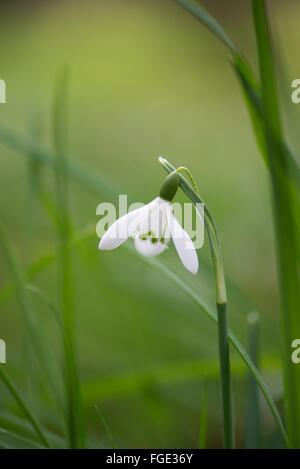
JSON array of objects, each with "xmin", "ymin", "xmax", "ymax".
[
  {"xmin": 99, "ymin": 198, "xmax": 159, "ymax": 251},
  {"xmin": 99, "ymin": 207, "xmax": 143, "ymax": 250},
  {"xmin": 137, "ymin": 201, "xmax": 169, "ymax": 239},
  {"xmin": 167, "ymin": 209, "xmax": 199, "ymax": 274},
  {"xmin": 134, "ymin": 237, "xmax": 169, "ymax": 256},
  {"xmin": 129, "ymin": 198, "xmax": 160, "ymax": 237}
]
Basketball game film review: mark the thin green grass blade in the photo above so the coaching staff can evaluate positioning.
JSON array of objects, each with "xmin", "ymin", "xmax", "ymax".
[
  {"xmin": 27, "ymin": 284, "xmax": 63, "ymax": 331},
  {"xmin": 82, "ymin": 356, "xmax": 280, "ymax": 404},
  {"xmin": 0, "ymin": 125, "xmax": 118, "ymax": 198},
  {"xmin": 244, "ymin": 312, "xmax": 261, "ymax": 449},
  {"xmin": 173, "ymin": 0, "xmax": 300, "ymax": 193},
  {"xmin": 94, "ymin": 404, "xmax": 117, "ymax": 449},
  {"xmin": 23, "ymin": 108, "xmax": 44, "ymax": 412},
  {"xmin": 0, "ymin": 428, "xmax": 44, "ymax": 449},
  {"xmin": 230, "ymin": 57, "xmax": 268, "ymax": 165},
  {"xmin": 25, "ymin": 106, "xmax": 43, "ymax": 263},
  {"xmin": 39, "ymin": 190, "xmax": 69, "ymax": 235},
  {"xmin": 173, "ymin": 0, "xmax": 238, "ymax": 53},
  {"xmin": 252, "ymin": 0, "xmax": 300, "ymax": 448},
  {"xmin": 231, "ymin": 56, "xmax": 300, "ymax": 190},
  {"xmin": 0, "ymin": 410, "xmax": 66, "ymax": 448},
  {"xmin": 145, "ymin": 255, "xmax": 289, "ymax": 447},
  {"xmin": 53, "ymin": 67, "xmax": 85, "ymax": 449},
  {"xmin": 0, "ymin": 224, "xmax": 95, "ymax": 309},
  {"xmin": 0, "ymin": 367, "xmax": 49, "ymax": 447},
  {"xmin": 0, "ymin": 224, "xmax": 65, "ymax": 413}
]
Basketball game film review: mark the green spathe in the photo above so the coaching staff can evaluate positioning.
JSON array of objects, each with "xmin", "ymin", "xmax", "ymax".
[{"xmin": 159, "ymin": 171, "xmax": 180, "ymax": 201}]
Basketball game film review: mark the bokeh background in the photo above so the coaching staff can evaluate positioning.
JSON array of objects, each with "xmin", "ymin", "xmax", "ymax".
[{"xmin": 1, "ymin": 0, "xmax": 300, "ymax": 448}]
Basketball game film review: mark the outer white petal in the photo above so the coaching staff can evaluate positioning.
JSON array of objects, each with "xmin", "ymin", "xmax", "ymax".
[
  {"xmin": 129, "ymin": 198, "xmax": 161, "ymax": 237},
  {"xmin": 167, "ymin": 209, "xmax": 199, "ymax": 274},
  {"xmin": 98, "ymin": 198, "xmax": 159, "ymax": 251},
  {"xmin": 134, "ymin": 237, "xmax": 169, "ymax": 256},
  {"xmin": 137, "ymin": 198, "xmax": 170, "ymax": 239},
  {"xmin": 99, "ymin": 206, "xmax": 143, "ymax": 250}
]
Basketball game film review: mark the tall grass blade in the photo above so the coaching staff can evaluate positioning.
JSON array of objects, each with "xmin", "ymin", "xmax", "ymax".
[
  {"xmin": 25, "ymin": 106, "xmax": 43, "ymax": 263},
  {"xmin": 252, "ymin": 0, "xmax": 300, "ymax": 448},
  {"xmin": 174, "ymin": 0, "xmax": 238, "ymax": 52},
  {"xmin": 146, "ymin": 255, "xmax": 289, "ymax": 447},
  {"xmin": 0, "ymin": 428, "xmax": 44, "ymax": 449},
  {"xmin": 231, "ymin": 56, "xmax": 300, "ymax": 190},
  {"xmin": 0, "ymin": 410, "xmax": 66, "ymax": 448},
  {"xmin": 0, "ymin": 125, "xmax": 118, "ymax": 198},
  {"xmin": 94, "ymin": 404, "xmax": 117, "ymax": 449},
  {"xmin": 53, "ymin": 67, "xmax": 85, "ymax": 449},
  {"xmin": 173, "ymin": 0, "xmax": 300, "ymax": 192},
  {"xmin": 0, "ymin": 367, "xmax": 49, "ymax": 447},
  {"xmin": 0, "ymin": 224, "xmax": 65, "ymax": 413},
  {"xmin": 244, "ymin": 312, "xmax": 261, "ymax": 448},
  {"xmin": 0, "ymin": 224, "xmax": 95, "ymax": 309},
  {"xmin": 83, "ymin": 356, "xmax": 281, "ymax": 404},
  {"xmin": 27, "ymin": 284, "xmax": 63, "ymax": 330}
]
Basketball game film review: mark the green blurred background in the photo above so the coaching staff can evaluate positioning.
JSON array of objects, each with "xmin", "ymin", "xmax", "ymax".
[{"xmin": 1, "ymin": 0, "xmax": 300, "ymax": 448}]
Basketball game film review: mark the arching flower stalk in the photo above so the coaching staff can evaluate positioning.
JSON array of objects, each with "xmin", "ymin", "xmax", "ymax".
[
  {"xmin": 98, "ymin": 156, "xmax": 234, "ymax": 449},
  {"xmin": 158, "ymin": 157, "xmax": 235, "ymax": 449}
]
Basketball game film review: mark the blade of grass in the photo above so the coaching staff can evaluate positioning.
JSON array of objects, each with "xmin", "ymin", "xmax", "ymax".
[
  {"xmin": 0, "ymin": 367, "xmax": 49, "ymax": 447},
  {"xmin": 94, "ymin": 404, "xmax": 117, "ymax": 449},
  {"xmin": 0, "ymin": 223, "xmax": 95, "ymax": 309},
  {"xmin": 0, "ymin": 410, "xmax": 66, "ymax": 448},
  {"xmin": 23, "ymin": 107, "xmax": 43, "ymax": 411},
  {"xmin": 231, "ymin": 56, "xmax": 300, "ymax": 190},
  {"xmin": 27, "ymin": 284, "xmax": 63, "ymax": 330},
  {"xmin": 0, "ymin": 224, "xmax": 66, "ymax": 414},
  {"xmin": 244, "ymin": 312, "xmax": 261, "ymax": 449},
  {"xmin": 0, "ymin": 125, "xmax": 118, "ymax": 198},
  {"xmin": 25, "ymin": 106, "xmax": 43, "ymax": 263},
  {"xmin": 173, "ymin": 0, "xmax": 300, "ymax": 192},
  {"xmin": 53, "ymin": 67, "xmax": 85, "ymax": 449},
  {"xmin": 174, "ymin": 0, "xmax": 238, "ymax": 52},
  {"xmin": 0, "ymin": 428, "xmax": 44, "ymax": 449},
  {"xmin": 252, "ymin": 0, "xmax": 300, "ymax": 448},
  {"xmin": 145, "ymin": 254, "xmax": 289, "ymax": 447},
  {"xmin": 82, "ymin": 356, "xmax": 280, "ymax": 404}
]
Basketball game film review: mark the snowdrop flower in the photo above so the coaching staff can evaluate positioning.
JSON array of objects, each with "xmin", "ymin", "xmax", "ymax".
[{"xmin": 99, "ymin": 172, "xmax": 199, "ymax": 274}]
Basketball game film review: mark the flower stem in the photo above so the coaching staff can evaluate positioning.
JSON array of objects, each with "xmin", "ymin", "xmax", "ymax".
[
  {"xmin": 159, "ymin": 157, "xmax": 235, "ymax": 448},
  {"xmin": 216, "ymin": 301, "xmax": 235, "ymax": 448}
]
